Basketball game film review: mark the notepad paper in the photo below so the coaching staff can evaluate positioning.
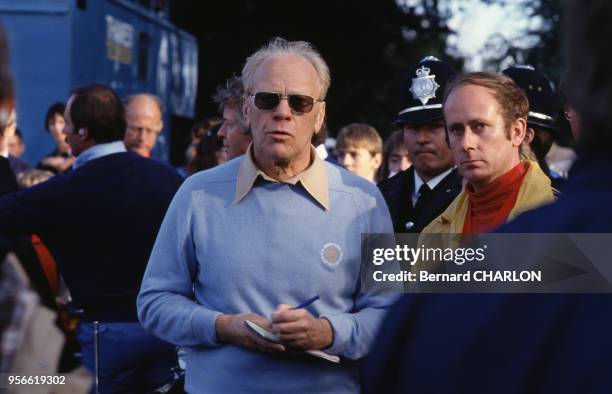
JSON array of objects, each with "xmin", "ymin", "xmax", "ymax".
[{"xmin": 244, "ymin": 320, "xmax": 340, "ymax": 363}]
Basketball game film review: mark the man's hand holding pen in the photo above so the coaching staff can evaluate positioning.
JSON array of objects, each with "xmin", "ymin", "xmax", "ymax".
[
  {"xmin": 216, "ymin": 295, "xmax": 332, "ymax": 352},
  {"xmin": 270, "ymin": 304, "xmax": 333, "ymax": 350}
]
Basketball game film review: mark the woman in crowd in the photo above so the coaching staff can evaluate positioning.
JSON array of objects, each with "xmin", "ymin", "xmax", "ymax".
[
  {"xmin": 377, "ymin": 129, "xmax": 411, "ymax": 181},
  {"xmin": 37, "ymin": 102, "xmax": 74, "ymax": 174}
]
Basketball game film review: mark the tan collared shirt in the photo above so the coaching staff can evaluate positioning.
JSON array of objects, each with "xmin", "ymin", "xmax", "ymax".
[{"xmin": 234, "ymin": 144, "xmax": 329, "ymax": 210}]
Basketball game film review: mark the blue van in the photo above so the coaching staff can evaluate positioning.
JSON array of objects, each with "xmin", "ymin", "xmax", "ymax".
[{"xmin": 0, "ymin": 0, "xmax": 198, "ymax": 163}]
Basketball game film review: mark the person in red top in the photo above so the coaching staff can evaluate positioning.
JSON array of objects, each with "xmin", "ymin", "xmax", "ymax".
[{"xmin": 421, "ymin": 72, "xmax": 554, "ymax": 235}]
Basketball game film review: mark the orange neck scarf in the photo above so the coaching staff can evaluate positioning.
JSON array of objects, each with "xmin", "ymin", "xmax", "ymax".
[{"xmin": 463, "ymin": 162, "xmax": 527, "ymax": 234}]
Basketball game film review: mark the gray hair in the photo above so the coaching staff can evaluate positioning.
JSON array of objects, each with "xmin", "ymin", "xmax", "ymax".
[
  {"xmin": 213, "ymin": 74, "xmax": 244, "ymax": 113},
  {"xmin": 213, "ymin": 75, "xmax": 250, "ymax": 135},
  {"xmin": 241, "ymin": 37, "xmax": 331, "ymax": 100},
  {"xmin": 123, "ymin": 93, "xmax": 164, "ymax": 116}
]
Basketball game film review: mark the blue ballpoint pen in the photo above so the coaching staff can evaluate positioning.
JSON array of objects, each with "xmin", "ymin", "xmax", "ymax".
[{"xmin": 291, "ymin": 294, "xmax": 320, "ymax": 310}]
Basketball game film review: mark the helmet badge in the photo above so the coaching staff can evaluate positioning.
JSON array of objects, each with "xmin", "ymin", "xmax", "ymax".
[{"xmin": 410, "ymin": 66, "xmax": 440, "ymax": 105}]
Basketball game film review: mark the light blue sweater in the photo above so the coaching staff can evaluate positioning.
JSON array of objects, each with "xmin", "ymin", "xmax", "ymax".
[{"xmin": 137, "ymin": 156, "xmax": 396, "ymax": 393}]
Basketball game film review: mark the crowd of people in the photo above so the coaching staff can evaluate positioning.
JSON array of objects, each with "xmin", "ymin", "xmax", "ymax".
[{"xmin": 1, "ymin": 0, "xmax": 612, "ymax": 393}]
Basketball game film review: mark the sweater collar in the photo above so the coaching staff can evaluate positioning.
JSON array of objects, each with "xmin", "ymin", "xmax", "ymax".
[{"xmin": 234, "ymin": 144, "xmax": 330, "ymax": 210}]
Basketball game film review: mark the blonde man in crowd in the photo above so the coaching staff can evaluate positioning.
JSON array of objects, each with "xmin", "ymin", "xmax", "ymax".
[{"xmin": 336, "ymin": 122, "xmax": 382, "ymax": 182}]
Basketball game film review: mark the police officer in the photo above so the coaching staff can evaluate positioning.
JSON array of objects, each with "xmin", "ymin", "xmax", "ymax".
[
  {"xmin": 502, "ymin": 65, "xmax": 566, "ymax": 190},
  {"xmin": 379, "ymin": 56, "xmax": 462, "ymax": 233}
]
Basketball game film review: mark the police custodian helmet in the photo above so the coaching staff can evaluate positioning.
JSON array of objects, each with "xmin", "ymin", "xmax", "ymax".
[
  {"xmin": 395, "ymin": 56, "xmax": 458, "ymax": 126},
  {"xmin": 502, "ymin": 65, "xmax": 559, "ymax": 133}
]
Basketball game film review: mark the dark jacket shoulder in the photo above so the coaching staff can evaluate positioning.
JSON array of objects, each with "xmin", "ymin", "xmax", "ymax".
[
  {"xmin": 378, "ymin": 167, "xmax": 413, "ymax": 197},
  {"xmin": 500, "ymin": 156, "xmax": 612, "ymax": 232},
  {"xmin": 378, "ymin": 167, "xmax": 462, "ymax": 233}
]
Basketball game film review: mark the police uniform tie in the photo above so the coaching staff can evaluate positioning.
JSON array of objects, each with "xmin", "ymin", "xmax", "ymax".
[{"xmin": 414, "ymin": 184, "xmax": 432, "ymax": 213}]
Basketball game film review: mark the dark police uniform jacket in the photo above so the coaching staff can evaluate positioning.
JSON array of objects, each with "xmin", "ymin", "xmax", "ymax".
[{"xmin": 378, "ymin": 166, "xmax": 462, "ymax": 233}]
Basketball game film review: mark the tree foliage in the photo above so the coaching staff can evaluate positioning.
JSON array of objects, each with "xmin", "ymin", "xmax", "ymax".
[
  {"xmin": 481, "ymin": 0, "xmax": 562, "ymax": 80},
  {"xmin": 169, "ymin": 0, "xmax": 462, "ymax": 139},
  {"xmin": 479, "ymin": 0, "xmax": 572, "ymax": 145}
]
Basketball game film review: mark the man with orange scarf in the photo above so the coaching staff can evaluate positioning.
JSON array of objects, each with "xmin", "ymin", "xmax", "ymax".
[{"xmin": 421, "ymin": 72, "xmax": 554, "ymax": 235}]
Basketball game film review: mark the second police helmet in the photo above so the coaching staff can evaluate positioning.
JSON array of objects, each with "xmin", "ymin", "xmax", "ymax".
[
  {"xmin": 502, "ymin": 65, "xmax": 559, "ymax": 133},
  {"xmin": 395, "ymin": 56, "xmax": 458, "ymax": 126}
]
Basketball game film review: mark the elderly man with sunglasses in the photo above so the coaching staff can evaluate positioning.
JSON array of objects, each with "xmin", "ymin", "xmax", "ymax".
[{"xmin": 137, "ymin": 37, "xmax": 396, "ymax": 393}]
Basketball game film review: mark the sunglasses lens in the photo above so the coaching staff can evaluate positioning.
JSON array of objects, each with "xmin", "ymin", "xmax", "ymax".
[
  {"xmin": 253, "ymin": 92, "xmax": 316, "ymax": 113},
  {"xmin": 254, "ymin": 92, "xmax": 281, "ymax": 110},
  {"xmin": 288, "ymin": 95, "xmax": 314, "ymax": 113}
]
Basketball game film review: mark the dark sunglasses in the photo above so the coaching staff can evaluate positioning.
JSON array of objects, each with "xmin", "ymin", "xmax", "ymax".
[{"xmin": 249, "ymin": 92, "xmax": 323, "ymax": 114}]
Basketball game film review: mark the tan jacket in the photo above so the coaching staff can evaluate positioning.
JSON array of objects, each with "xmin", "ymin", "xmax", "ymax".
[{"xmin": 421, "ymin": 160, "xmax": 554, "ymax": 235}]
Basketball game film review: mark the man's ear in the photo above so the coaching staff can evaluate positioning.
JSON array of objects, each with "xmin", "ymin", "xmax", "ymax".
[
  {"xmin": 511, "ymin": 118, "xmax": 527, "ymax": 147},
  {"xmin": 242, "ymin": 96, "xmax": 250, "ymax": 121},
  {"xmin": 241, "ymin": 112, "xmax": 251, "ymax": 135},
  {"xmin": 314, "ymin": 101, "xmax": 326, "ymax": 135}
]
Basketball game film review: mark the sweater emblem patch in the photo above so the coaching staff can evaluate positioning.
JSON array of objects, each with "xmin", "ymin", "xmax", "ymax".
[{"xmin": 321, "ymin": 243, "xmax": 343, "ymax": 266}]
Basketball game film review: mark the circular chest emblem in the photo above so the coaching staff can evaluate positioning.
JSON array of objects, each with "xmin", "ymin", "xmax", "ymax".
[{"xmin": 321, "ymin": 243, "xmax": 343, "ymax": 266}]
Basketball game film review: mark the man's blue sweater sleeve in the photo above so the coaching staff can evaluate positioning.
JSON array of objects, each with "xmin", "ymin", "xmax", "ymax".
[{"xmin": 137, "ymin": 179, "xmax": 222, "ymax": 347}]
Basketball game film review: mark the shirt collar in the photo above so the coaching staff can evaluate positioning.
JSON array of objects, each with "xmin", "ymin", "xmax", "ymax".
[
  {"xmin": 73, "ymin": 141, "xmax": 126, "ymax": 170},
  {"xmin": 234, "ymin": 143, "xmax": 329, "ymax": 210},
  {"xmin": 0, "ymin": 148, "xmax": 8, "ymax": 158},
  {"xmin": 413, "ymin": 166, "xmax": 455, "ymax": 206}
]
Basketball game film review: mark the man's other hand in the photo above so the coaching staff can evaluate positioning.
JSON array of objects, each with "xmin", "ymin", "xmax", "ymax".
[
  {"xmin": 215, "ymin": 313, "xmax": 286, "ymax": 353},
  {"xmin": 270, "ymin": 304, "xmax": 333, "ymax": 350}
]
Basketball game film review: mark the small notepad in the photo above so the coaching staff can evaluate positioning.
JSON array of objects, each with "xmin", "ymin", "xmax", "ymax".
[{"xmin": 244, "ymin": 320, "xmax": 340, "ymax": 363}]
